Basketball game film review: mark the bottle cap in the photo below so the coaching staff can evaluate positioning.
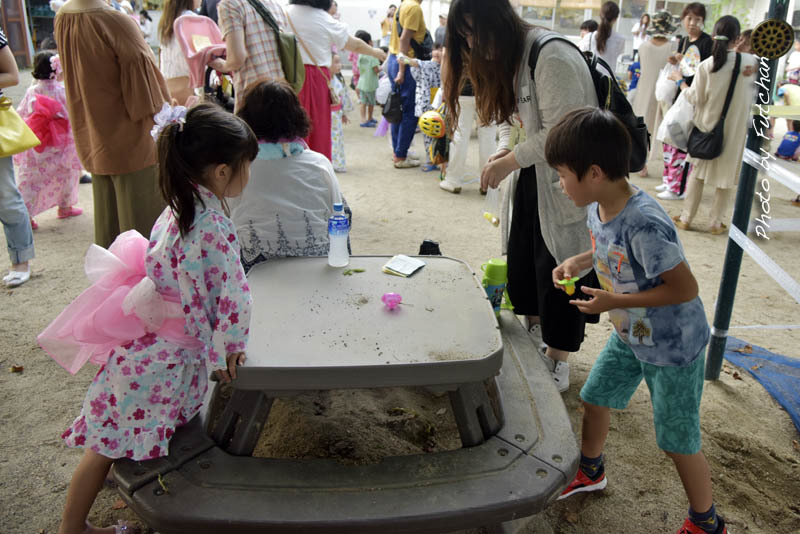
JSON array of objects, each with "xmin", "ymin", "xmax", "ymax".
[{"xmin": 333, "ymin": 203, "xmax": 343, "ymax": 212}]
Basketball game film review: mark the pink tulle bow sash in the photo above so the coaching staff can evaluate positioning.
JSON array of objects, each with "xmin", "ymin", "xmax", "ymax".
[
  {"xmin": 25, "ymin": 94, "xmax": 70, "ymax": 153},
  {"xmin": 38, "ymin": 230, "xmax": 203, "ymax": 375}
]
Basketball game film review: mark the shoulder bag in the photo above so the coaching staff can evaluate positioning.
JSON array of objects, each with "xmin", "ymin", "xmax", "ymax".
[
  {"xmin": 0, "ymin": 97, "xmax": 40, "ymax": 158},
  {"xmin": 244, "ymin": 0, "xmax": 305, "ymax": 94},
  {"xmin": 286, "ymin": 14, "xmax": 340, "ymax": 107},
  {"xmin": 686, "ymin": 52, "xmax": 740, "ymax": 160}
]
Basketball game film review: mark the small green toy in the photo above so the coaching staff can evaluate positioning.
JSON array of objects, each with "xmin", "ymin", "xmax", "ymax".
[{"xmin": 557, "ymin": 276, "xmax": 581, "ymax": 296}]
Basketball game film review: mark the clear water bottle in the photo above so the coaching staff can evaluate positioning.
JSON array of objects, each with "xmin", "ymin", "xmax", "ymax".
[{"xmin": 327, "ymin": 203, "xmax": 350, "ymax": 267}]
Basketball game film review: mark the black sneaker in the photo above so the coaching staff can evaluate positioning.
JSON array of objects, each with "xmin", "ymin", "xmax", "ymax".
[{"xmin": 80, "ymin": 174, "xmax": 92, "ymax": 184}]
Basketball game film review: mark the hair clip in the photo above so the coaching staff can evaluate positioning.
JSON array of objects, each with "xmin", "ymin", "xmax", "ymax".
[
  {"xmin": 49, "ymin": 54, "xmax": 62, "ymax": 79},
  {"xmin": 712, "ymin": 35, "xmax": 729, "ymax": 41},
  {"xmin": 150, "ymin": 102, "xmax": 188, "ymax": 141}
]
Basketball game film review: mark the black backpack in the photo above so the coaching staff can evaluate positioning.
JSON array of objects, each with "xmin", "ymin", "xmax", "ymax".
[
  {"xmin": 529, "ymin": 32, "xmax": 649, "ymax": 173},
  {"xmin": 395, "ymin": 9, "xmax": 433, "ymax": 61}
]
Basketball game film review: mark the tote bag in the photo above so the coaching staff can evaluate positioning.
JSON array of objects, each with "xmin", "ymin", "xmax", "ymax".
[{"xmin": 0, "ymin": 97, "xmax": 40, "ymax": 158}]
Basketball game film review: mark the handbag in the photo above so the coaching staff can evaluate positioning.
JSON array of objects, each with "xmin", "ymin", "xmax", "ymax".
[
  {"xmin": 687, "ymin": 52, "xmax": 740, "ymax": 160},
  {"xmin": 0, "ymin": 97, "xmax": 41, "ymax": 158},
  {"xmin": 286, "ymin": 15, "xmax": 340, "ymax": 107},
  {"xmin": 382, "ymin": 89, "xmax": 402, "ymax": 124},
  {"xmin": 244, "ymin": 0, "xmax": 305, "ymax": 94}
]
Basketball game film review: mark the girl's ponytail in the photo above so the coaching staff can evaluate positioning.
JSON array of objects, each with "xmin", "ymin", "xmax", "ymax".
[
  {"xmin": 155, "ymin": 103, "xmax": 258, "ymax": 236},
  {"xmin": 596, "ymin": 1, "xmax": 619, "ymax": 54},
  {"xmin": 710, "ymin": 15, "xmax": 740, "ymax": 73}
]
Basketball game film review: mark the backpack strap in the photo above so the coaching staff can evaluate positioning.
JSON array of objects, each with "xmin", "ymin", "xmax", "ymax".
[{"xmin": 528, "ymin": 31, "xmax": 620, "ymax": 111}]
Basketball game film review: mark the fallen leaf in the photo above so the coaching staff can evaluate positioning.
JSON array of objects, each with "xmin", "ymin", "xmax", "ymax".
[
  {"xmin": 792, "ymin": 440, "xmax": 799, "ymax": 452},
  {"xmin": 435, "ymin": 408, "xmax": 446, "ymax": 416},
  {"xmin": 732, "ymin": 371, "xmax": 742, "ymax": 380},
  {"xmin": 733, "ymin": 344, "xmax": 753, "ymax": 354},
  {"xmin": 750, "ymin": 365, "xmax": 762, "ymax": 371},
  {"xmin": 112, "ymin": 499, "xmax": 127, "ymax": 510},
  {"xmin": 565, "ymin": 511, "xmax": 579, "ymax": 524},
  {"xmin": 8, "ymin": 365, "xmax": 23, "ymax": 373}
]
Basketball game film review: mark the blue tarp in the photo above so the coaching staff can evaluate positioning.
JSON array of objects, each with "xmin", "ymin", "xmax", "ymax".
[{"xmin": 723, "ymin": 337, "xmax": 800, "ymax": 434}]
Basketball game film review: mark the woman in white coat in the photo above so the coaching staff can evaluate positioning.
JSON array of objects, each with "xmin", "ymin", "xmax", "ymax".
[{"xmin": 673, "ymin": 16, "xmax": 756, "ymax": 234}]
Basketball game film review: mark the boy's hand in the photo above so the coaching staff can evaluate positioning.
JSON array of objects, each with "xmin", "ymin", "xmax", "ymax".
[
  {"xmin": 569, "ymin": 286, "xmax": 617, "ymax": 314},
  {"xmin": 215, "ymin": 352, "xmax": 246, "ymax": 383},
  {"xmin": 552, "ymin": 257, "xmax": 582, "ymax": 289}
]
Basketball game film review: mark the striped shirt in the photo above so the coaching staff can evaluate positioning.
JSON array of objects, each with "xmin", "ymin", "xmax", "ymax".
[
  {"xmin": 218, "ymin": 0, "xmax": 286, "ymax": 111},
  {"xmin": 0, "ymin": 29, "xmax": 7, "ymax": 98}
]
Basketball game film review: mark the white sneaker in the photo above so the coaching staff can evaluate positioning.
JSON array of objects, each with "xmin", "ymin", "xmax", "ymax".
[
  {"xmin": 539, "ymin": 352, "xmax": 570, "ymax": 393},
  {"xmin": 656, "ymin": 190, "xmax": 685, "ymax": 200},
  {"xmin": 655, "ymin": 183, "xmax": 668, "ymax": 192},
  {"xmin": 439, "ymin": 179, "xmax": 462, "ymax": 194},
  {"xmin": 527, "ymin": 324, "xmax": 548, "ymax": 352}
]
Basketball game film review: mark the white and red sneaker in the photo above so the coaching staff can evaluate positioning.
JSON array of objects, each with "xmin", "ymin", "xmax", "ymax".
[{"xmin": 557, "ymin": 468, "xmax": 607, "ymax": 500}]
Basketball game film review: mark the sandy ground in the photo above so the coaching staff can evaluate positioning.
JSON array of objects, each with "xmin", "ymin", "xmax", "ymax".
[{"xmin": 1, "ymin": 74, "xmax": 799, "ymax": 533}]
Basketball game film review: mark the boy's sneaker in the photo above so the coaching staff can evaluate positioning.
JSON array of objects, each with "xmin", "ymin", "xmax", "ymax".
[
  {"xmin": 359, "ymin": 121, "xmax": 372, "ymax": 127},
  {"xmin": 539, "ymin": 351, "xmax": 570, "ymax": 392},
  {"xmin": 677, "ymin": 516, "xmax": 727, "ymax": 534},
  {"xmin": 557, "ymin": 467, "xmax": 607, "ymax": 500}
]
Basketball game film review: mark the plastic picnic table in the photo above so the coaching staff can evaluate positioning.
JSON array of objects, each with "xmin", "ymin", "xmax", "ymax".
[{"xmin": 113, "ymin": 256, "xmax": 579, "ymax": 533}]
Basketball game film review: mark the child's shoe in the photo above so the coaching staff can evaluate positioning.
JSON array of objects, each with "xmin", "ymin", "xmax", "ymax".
[
  {"xmin": 57, "ymin": 206, "xmax": 83, "ymax": 219},
  {"xmin": 557, "ymin": 466, "xmax": 607, "ymax": 500},
  {"xmin": 30, "ymin": 219, "xmax": 38, "ymax": 231},
  {"xmin": 539, "ymin": 351, "xmax": 569, "ymax": 392},
  {"xmin": 421, "ymin": 163, "xmax": 438, "ymax": 172},
  {"xmin": 359, "ymin": 121, "xmax": 372, "ymax": 127},
  {"xmin": 367, "ymin": 118, "xmax": 378, "ymax": 126},
  {"xmin": 676, "ymin": 515, "xmax": 727, "ymax": 534}
]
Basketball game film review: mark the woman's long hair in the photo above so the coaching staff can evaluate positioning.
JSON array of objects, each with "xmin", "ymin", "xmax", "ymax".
[
  {"xmin": 444, "ymin": 0, "xmax": 531, "ymax": 132},
  {"xmin": 638, "ymin": 13, "xmax": 650, "ymax": 32},
  {"xmin": 156, "ymin": 104, "xmax": 258, "ymax": 236},
  {"xmin": 158, "ymin": 0, "xmax": 195, "ymax": 43},
  {"xmin": 711, "ymin": 15, "xmax": 740, "ymax": 73},
  {"xmin": 596, "ymin": 1, "xmax": 620, "ymax": 54}
]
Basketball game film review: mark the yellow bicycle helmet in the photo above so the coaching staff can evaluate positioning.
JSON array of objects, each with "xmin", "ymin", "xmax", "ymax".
[{"xmin": 418, "ymin": 109, "xmax": 446, "ymax": 139}]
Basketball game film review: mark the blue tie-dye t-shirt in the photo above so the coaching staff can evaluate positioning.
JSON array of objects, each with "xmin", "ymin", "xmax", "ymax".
[{"xmin": 587, "ymin": 188, "xmax": 709, "ymax": 367}]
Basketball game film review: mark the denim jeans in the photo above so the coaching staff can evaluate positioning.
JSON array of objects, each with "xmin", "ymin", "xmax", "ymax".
[
  {"xmin": 0, "ymin": 156, "xmax": 34, "ymax": 265},
  {"xmin": 387, "ymin": 54, "xmax": 418, "ymax": 159}
]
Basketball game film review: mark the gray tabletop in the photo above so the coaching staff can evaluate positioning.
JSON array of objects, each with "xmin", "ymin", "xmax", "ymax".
[{"xmin": 237, "ymin": 256, "xmax": 504, "ymax": 390}]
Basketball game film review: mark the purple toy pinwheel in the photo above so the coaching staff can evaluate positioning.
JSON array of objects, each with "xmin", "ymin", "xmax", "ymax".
[
  {"xmin": 150, "ymin": 102, "xmax": 188, "ymax": 141},
  {"xmin": 381, "ymin": 292, "xmax": 402, "ymax": 310}
]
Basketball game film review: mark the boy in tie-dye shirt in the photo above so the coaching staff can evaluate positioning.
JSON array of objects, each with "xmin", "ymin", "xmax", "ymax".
[{"xmin": 543, "ymin": 108, "xmax": 726, "ymax": 534}]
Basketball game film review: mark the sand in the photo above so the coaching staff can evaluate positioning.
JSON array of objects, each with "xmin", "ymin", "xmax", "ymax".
[{"xmin": 1, "ymin": 75, "xmax": 799, "ymax": 533}]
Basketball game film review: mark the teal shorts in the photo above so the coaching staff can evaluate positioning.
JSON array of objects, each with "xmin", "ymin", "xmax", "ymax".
[{"xmin": 580, "ymin": 332, "xmax": 705, "ymax": 455}]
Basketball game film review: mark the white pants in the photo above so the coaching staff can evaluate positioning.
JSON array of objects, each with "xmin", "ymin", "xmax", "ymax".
[{"xmin": 444, "ymin": 96, "xmax": 497, "ymax": 185}]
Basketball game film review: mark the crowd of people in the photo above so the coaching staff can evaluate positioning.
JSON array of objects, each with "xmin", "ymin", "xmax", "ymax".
[{"xmin": 1, "ymin": 0, "xmax": 797, "ymax": 533}]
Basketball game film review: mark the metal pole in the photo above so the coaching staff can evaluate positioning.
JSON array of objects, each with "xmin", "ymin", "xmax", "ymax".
[{"xmin": 705, "ymin": 0, "xmax": 790, "ymax": 380}]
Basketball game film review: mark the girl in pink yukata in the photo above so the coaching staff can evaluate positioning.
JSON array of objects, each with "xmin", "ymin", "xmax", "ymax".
[
  {"xmin": 38, "ymin": 103, "xmax": 258, "ymax": 534},
  {"xmin": 13, "ymin": 50, "xmax": 83, "ymax": 229}
]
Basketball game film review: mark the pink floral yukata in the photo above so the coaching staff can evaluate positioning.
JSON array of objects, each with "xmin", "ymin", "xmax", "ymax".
[
  {"xmin": 13, "ymin": 79, "xmax": 82, "ymax": 217},
  {"xmin": 60, "ymin": 187, "xmax": 252, "ymax": 460}
]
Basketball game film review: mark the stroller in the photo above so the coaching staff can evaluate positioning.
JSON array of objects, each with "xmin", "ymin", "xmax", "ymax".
[{"xmin": 173, "ymin": 13, "xmax": 234, "ymax": 111}]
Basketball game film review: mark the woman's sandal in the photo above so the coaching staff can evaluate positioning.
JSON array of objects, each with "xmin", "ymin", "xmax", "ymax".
[
  {"xmin": 709, "ymin": 223, "xmax": 727, "ymax": 235},
  {"xmin": 671, "ymin": 215, "xmax": 691, "ymax": 231}
]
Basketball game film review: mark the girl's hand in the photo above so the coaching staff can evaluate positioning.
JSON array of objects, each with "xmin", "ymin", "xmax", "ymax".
[
  {"xmin": 342, "ymin": 114, "xmax": 350, "ymax": 124},
  {"xmin": 569, "ymin": 286, "xmax": 617, "ymax": 314},
  {"xmin": 215, "ymin": 352, "xmax": 246, "ymax": 383}
]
